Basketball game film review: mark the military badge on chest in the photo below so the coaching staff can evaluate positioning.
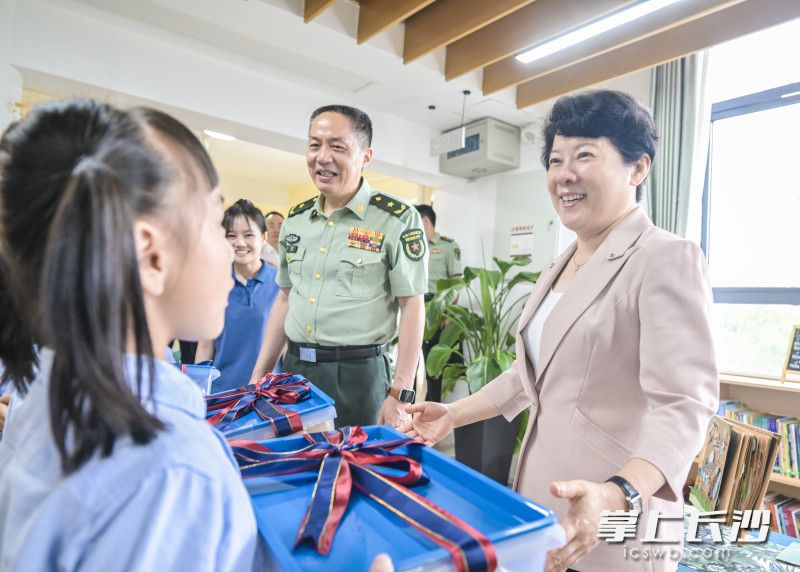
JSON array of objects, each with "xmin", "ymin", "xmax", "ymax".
[{"xmin": 347, "ymin": 227, "xmax": 385, "ymax": 253}]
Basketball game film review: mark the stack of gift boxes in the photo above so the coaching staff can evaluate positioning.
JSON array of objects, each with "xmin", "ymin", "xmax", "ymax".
[{"xmin": 203, "ymin": 371, "xmax": 563, "ymax": 571}]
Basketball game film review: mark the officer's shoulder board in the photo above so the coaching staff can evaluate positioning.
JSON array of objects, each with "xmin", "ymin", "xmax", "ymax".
[
  {"xmin": 288, "ymin": 197, "xmax": 316, "ymax": 218},
  {"xmin": 369, "ymin": 193, "xmax": 411, "ymax": 218},
  {"xmin": 439, "ymin": 235, "xmax": 454, "ymax": 243}
]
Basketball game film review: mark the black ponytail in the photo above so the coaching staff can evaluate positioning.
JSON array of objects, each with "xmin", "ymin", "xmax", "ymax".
[
  {"xmin": 42, "ymin": 157, "xmax": 163, "ymax": 472},
  {"xmin": 0, "ymin": 123, "xmax": 37, "ymax": 391},
  {"xmin": 0, "ymin": 100, "xmax": 188, "ymax": 473},
  {"xmin": 0, "ymin": 243, "xmax": 36, "ymax": 391}
]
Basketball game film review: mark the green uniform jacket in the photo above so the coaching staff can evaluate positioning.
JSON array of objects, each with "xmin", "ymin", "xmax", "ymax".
[
  {"xmin": 427, "ymin": 232, "xmax": 462, "ymax": 294},
  {"xmin": 277, "ymin": 179, "xmax": 428, "ymax": 346}
]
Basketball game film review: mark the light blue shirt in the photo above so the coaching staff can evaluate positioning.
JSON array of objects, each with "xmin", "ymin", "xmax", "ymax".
[{"xmin": 0, "ymin": 349, "xmax": 260, "ymax": 571}]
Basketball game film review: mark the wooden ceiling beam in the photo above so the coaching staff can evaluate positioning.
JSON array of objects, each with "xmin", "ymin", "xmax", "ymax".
[
  {"xmin": 357, "ymin": 0, "xmax": 436, "ymax": 44},
  {"xmin": 484, "ymin": 0, "xmax": 743, "ymax": 94},
  {"xmin": 403, "ymin": 0, "xmax": 535, "ymax": 64},
  {"xmin": 444, "ymin": 0, "xmax": 635, "ymax": 81},
  {"xmin": 304, "ymin": 0, "xmax": 336, "ymax": 23},
  {"xmin": 516, "ymin": 0, "xmax": 800, "ymax": 109}
]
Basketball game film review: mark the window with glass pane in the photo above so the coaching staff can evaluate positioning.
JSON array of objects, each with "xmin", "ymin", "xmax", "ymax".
[
  {"xmin": 706, "ymin": 101, "xmax": 800, "ymax": 290},
  {"xmin": 712, "ymin": 305, "xmax": 800, "ymax": 377},
  {"xmin": 702, "ymin": 20, "xmax": 800, "ymax": 376}
]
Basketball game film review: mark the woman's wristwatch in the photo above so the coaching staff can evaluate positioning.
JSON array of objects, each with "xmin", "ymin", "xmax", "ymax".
[{"xmin": 605, "ymin": 475, "xmax": 643, "ymax": 512}]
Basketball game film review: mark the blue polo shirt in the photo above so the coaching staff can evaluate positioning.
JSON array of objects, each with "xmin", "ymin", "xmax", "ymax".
[{"xmin": 212, "ymin": 261, "xmax": 280, "ymax": 392}]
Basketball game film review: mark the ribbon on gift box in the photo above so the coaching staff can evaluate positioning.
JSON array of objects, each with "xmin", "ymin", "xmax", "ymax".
[
  {"xmin": 205, "ymin": 372, "xmax": 310, "ymax": 436},
  {"xmin": 231, "ymin": 426, "xmax": 497, "ymax": 572}
]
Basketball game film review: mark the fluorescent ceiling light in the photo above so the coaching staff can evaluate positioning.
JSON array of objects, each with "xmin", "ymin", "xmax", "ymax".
[
  {"xmin": 203, "ymin": 129, "xmax": 236, "ymax": 141},
  {"xmin": 515, "ymin": 0, "xmax": 685, "ymax": 64}
]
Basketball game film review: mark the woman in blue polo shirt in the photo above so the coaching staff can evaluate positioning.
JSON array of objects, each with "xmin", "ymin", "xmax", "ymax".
[{"xmin": 197, "ymin": 199, "xmax": 280, "ymax": 392}]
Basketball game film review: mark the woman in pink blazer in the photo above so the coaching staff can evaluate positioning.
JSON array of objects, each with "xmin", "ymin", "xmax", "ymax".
[{"xmin": 402, "ymin": 90, "xmax": 718, "ymax": 572}]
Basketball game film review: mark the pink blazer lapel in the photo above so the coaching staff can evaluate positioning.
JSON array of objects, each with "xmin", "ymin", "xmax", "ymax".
[
  {"xmin": 536, "ymin": 209, "xmax": 654, "ymax": 380},
  {"xmin": 516, "ymin": 244, "xmax": 576, "ymax": 335}
]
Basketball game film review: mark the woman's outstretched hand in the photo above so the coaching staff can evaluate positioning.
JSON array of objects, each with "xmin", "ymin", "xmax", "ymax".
[{"xmin": 396, "ymin": 401, "xmax": 457, "ymax": 446}]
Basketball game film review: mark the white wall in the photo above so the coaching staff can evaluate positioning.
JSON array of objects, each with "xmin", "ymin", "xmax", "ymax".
[
  {"xmin": 218, "ymin": 173, "xmax": 290, "ymax": 215},
  {"xmin": 432, "ymin": 178, "xmax": 498, "ymax": 270},
  {"xmin": 493, "ymin": 169, "xmax": 559, "ymax": 272}
]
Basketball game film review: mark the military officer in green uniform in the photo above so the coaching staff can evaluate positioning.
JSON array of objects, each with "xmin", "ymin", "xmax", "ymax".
[
  {"xmin": 250, "ymin": 105, "xmax": 428, "ymax": 428},
  {"xmin": 416, "ymin": 204, "xmax": 462, "ymax": 403},
  {"xmin": 415, "ymin": 204, "xmax": 462, "ymax": 296}
]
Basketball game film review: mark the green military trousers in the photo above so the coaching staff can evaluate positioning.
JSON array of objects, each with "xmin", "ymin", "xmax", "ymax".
[{"xmin": 283, "ymin": 352, "xmax": 392, "ymax": 428}]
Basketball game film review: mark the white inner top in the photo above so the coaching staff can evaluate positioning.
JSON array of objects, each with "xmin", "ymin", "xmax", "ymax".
[{"xmin": 523, "ymin": 289, "xmax": 564, "ymax": 378}]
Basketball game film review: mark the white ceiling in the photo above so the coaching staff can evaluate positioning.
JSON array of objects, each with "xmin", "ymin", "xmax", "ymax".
[
  {"xmin": 71, "ymin": 0, "xmax": 543, "ymax": 133},
  {"xmin": 19, "ymin": 0, "xmax": 652, "ymax": 191}
]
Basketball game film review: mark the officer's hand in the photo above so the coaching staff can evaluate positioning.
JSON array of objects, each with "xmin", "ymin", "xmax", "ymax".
[
  {"xmin": 397, "ymin": 401, "xmax": 455, "ymax": 446},
  {"xmin": 368, "ymin": 554, "xmax": 394, "ymax": 572},
  {"xmin": 378, "ymin": 396, "xmax": 412, "ymax": 429}
]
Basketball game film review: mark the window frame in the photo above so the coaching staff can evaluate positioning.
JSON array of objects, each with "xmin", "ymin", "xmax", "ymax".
[{"xmin": 700, "ymin": 81, "xmax": 800, "ymax": 305}]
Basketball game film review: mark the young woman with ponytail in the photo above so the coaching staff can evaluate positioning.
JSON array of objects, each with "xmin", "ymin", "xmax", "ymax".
[{"xmin": 0, "ymin": 100, "xmax": 258, "ymax": 570}]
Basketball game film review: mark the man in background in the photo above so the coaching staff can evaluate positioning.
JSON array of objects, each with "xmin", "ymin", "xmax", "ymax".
[
  {"xmin": 416, "ymin": 204, "xmax": 462, "ymax": 403},
  {"xmin": 261, "ymin": 210, "xmax": 284, "ymax": 268}
]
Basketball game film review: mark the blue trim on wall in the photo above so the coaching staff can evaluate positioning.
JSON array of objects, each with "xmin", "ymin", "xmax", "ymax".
[{"xmin": 712, "ymin": 288, "xmax": 800, "ymax": 305}]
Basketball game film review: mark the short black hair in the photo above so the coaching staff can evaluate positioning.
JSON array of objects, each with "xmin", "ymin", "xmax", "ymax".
[
  {"xmin": 263, "ymin": 210, "xmax": 284, "ymax": 220},
  {"xmin": 223, "ymin": 199, "xmax": 267, "ymax": 234},
  {"xmin": 415, "ymin": 204, "xmax": 436, "ymax": 227},
  {"xmin": 541, "ymin": 90, "xmax": 658, "ymax": 201},
  {"xmin": 309, "ymin": 105, "xmax": 373, "ymax": 150}
]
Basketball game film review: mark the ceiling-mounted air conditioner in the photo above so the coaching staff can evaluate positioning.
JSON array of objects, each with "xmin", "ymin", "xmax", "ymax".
[{"xmin": 438, "ymin": 118, "xmax": 520, "ymax": 179}]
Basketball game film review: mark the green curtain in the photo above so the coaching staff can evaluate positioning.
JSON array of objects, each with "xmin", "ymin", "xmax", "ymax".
[{"xmin": 648, "ymin": 53, "xmax": 706, "ymax": 237}]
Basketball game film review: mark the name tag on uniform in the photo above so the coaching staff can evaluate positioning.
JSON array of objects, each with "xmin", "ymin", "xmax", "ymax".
[
  {"xmin": 347, "ymin": 227, "xmax": 384, "ymax": 253},
  {"xmin": 431, "ymin": 247, "xmax": 443, "ymax": 254}
]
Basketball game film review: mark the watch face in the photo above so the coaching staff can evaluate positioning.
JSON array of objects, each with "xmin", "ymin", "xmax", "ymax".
[{"xmin": 399, "ymin": 389, "xmax": 415, "ymax": 403}]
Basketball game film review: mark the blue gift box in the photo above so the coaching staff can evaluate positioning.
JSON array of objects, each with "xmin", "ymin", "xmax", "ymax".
[
  {"xmin": 174, "ymin": 361, "xmax": 220, "ymax": 394},
  {"xmin": 244, "ymin": 425, "xmax": 564, "ymax": 571},
  {"xmin": 209, "ymin": 381, "xmax": 336, "ymax": 441}
]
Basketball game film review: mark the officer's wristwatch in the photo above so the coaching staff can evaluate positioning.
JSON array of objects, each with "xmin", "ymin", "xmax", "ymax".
[
  {"xmin": 387, "ymin": 386, "xmax": 416, "ymax": 404},
  {"xmin": 604, "ymin": 475, "xmax": 643, "ymax": 512}
]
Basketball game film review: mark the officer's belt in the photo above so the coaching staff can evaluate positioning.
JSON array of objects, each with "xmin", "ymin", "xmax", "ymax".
[{"xmin": 288, "ymin": 341, "xmax": 387, "ymax": 363}]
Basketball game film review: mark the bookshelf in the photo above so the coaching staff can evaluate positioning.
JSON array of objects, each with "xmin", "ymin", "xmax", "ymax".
[{"xmin": 719, "ymin": 374, "xmax": 800, "ymax": 497}]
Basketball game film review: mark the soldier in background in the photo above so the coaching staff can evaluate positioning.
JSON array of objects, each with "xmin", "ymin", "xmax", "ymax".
[{"xmin": 416, "ymin": 204, "xmax": 462, "ymax": 403}]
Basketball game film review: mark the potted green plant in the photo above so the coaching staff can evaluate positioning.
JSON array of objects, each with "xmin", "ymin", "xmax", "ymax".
[{"xmin": 424, "ymin": 256, "xmax": 538, "ymax": 484}]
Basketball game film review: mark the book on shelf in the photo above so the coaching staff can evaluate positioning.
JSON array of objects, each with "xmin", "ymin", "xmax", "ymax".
[
  {"xmin": 716, "ymin": 401, "xmax": 799, "ymax": 480},
  {"xmin": 689, "ymin": 415, "xmax": 780, "ymax": 518},
  {"xmin": 764, "ymin": 492, "xmax": 800, "ymax": 538}
]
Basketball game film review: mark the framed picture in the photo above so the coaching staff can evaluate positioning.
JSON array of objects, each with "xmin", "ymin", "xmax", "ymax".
[{"xmin": 780, "ymin": 324, "xmax": 800, "ymax": 383}]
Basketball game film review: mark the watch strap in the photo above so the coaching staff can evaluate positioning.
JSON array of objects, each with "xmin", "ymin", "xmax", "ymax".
[{"xmin": 605, "ymin": 475, "xmax": 642, "ymax": 512}]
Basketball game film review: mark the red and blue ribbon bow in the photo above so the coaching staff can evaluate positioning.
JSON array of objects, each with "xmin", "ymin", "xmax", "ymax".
[
  {"xmin": 205, "ymin": 372, "xmax": 310, "ymax": 437},
  {"xmin": 231, "ymin": 426, "xmax": 497, "ymax": 572}
]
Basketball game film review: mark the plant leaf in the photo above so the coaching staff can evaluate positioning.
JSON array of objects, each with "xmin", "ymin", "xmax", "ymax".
[
  {"xmin": 465, "ymin": 355, "xmax": 504, "ymax": 393},
  {"xmin": 507, "ymin": 271, "xmax": 540, "ymax": 291},
  {"xmin": 426, "ymin": 344, "xmax": 454, "ymax": 377},
  {"xmin": 441, "ymin": 364, "xmax": 467, "ymax": 398},
  {"xmin": 493, "ymin": 256, "xmax": 531, "ymax": 274},
  {"xmin": 462, "ymin": 266, "xmax": 479, "ymax": 284},
  {"xmin": 496, "ymin": 350, "xmax": 515, "ymax": 372},
  {"xmin": 438, "ymin": 321, "xmax": 463, "ymax": 348}
]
